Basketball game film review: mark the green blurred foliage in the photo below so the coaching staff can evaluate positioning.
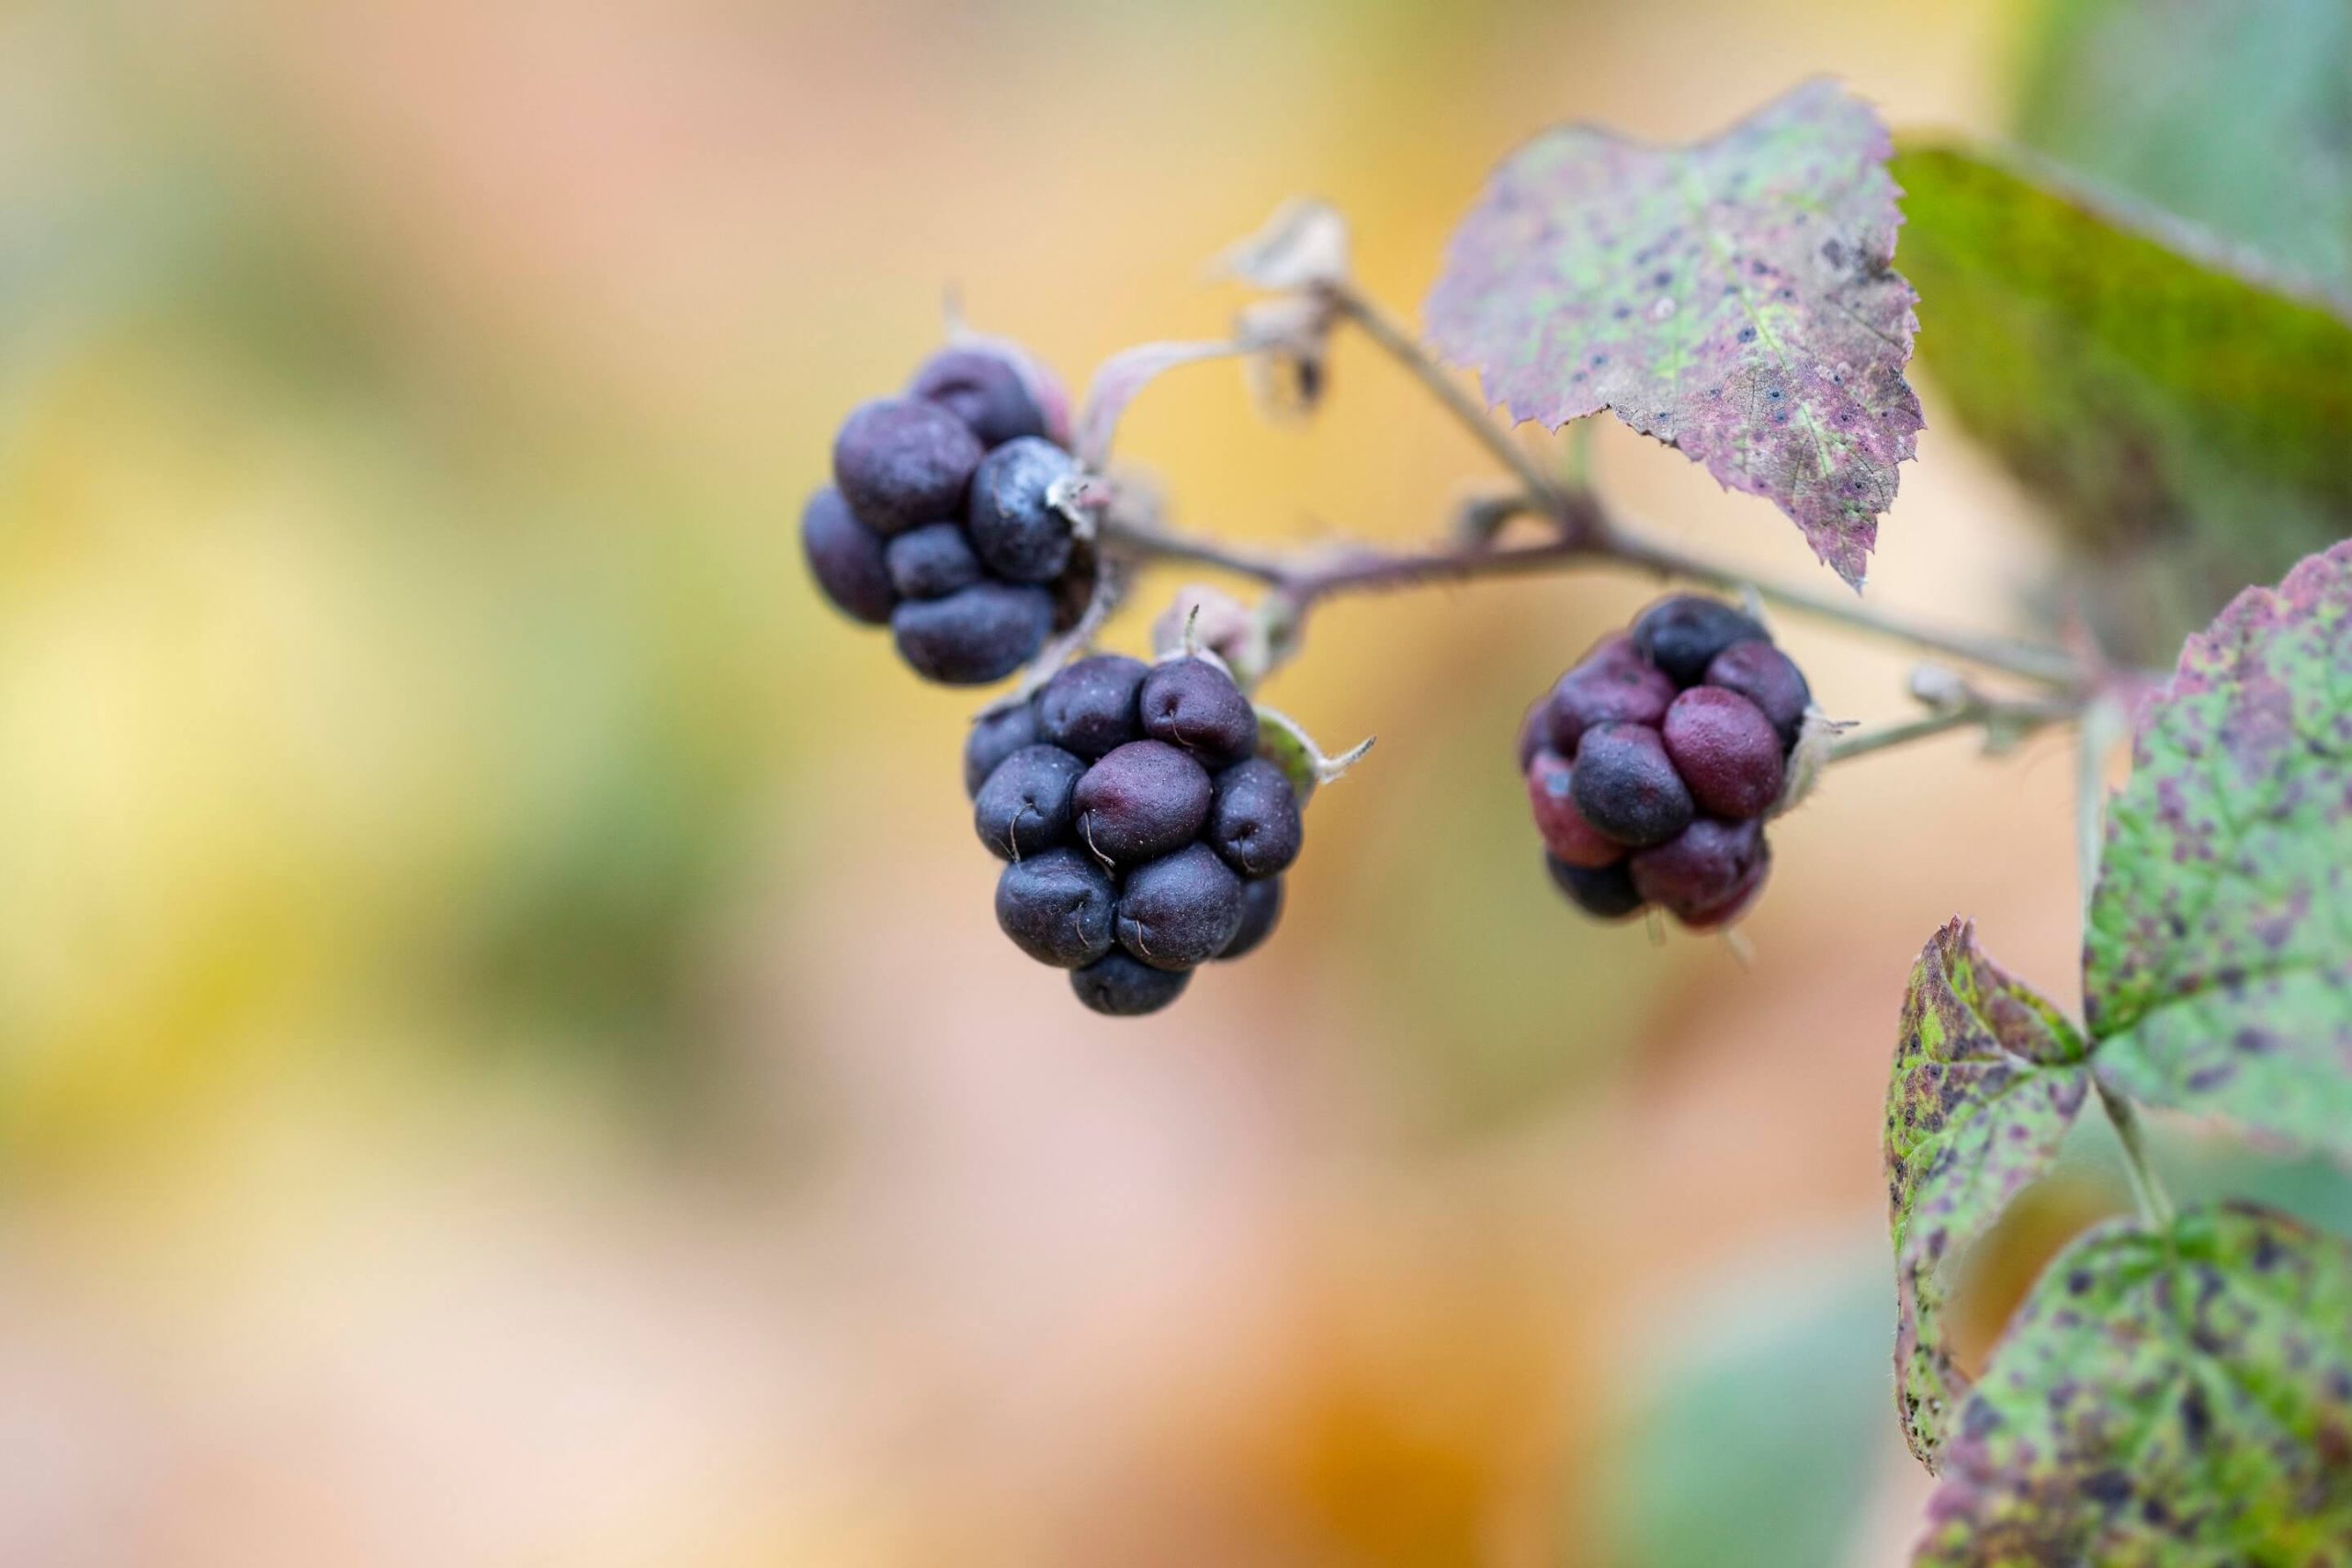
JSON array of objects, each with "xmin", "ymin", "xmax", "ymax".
[
  {"xmin": 1596, "ymin": 1244, "xmax": 1889, "ymax": 1568},
  {"xmin": 2014, "ymin": 0, "xmax": 2352, "ymax": 297},
  {"xmin": 1892, "ymin": 142, "xmax": 2352, "ymax": 658}
]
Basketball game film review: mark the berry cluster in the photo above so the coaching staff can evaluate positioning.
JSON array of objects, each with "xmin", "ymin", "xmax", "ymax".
[
  {"xmin": 1521, "ymin": 595, "xmax": 1813, "ymax": 929},
  {"xmin": 963, "ymin": 652, "xmax": 1299, "ymax": 1016},
  {"xmin": 801, "ymin": 341, "xmax": 1095, "ymax": 684}
]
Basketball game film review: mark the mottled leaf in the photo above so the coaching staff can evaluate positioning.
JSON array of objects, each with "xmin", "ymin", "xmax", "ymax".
[
  {"xmin": 2016, "ymin": 0, "xmax": 2352, "ymax": 296},
  {"xmin": 1425, "ymin": 78, "xmax": 1922, "ymax": 587},
  {"xmin": 1915, "ymin": 1202, "xmax": 2352, "ymax": 1565},
  {"xmin": 2085, "ymin": 541, "xmax": 2352, "ymax": 1156},
  {"xmin": 1887, "ymin": 919, "xmax": 2090, "ymax": 1469},
  {"xmin": 1893, "ymin": 141, "xmax": 2352, "ymax": 658}
]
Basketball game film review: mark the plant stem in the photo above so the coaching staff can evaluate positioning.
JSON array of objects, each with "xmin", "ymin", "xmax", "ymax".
[
  {"xmin": 1826, "ymin": 697, "xmax": 2074, "ymax": 764},
  {"xmin": 1097, "ymin": 505, "xmax": 2089, "ymax": 690},
  {"xmin": 1323, "ymin": 282, "xmax": 1589, "ymax": 529},
  {"xmin": 2098, "ymin": 1082, "xmax": 2177, "ymax": 1232}
]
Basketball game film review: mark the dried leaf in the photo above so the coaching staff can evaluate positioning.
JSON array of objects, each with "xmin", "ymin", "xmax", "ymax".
[{"xmin": 1425, "ymin": 79, "xmax": 1922, "ymax": 587}]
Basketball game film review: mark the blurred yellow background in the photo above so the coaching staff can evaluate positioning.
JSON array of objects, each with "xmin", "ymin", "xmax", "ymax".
[{"xmin": 0, "ymin": 1, "xmax": 2185, "ymax": 1563}]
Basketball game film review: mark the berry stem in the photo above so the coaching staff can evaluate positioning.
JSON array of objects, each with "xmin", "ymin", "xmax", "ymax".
[
  {"xmin": 1322, "ymin": 281, "xmax": 1592, "ymax": 530},
  {"xmin": 1098, "ymin": 499, "xmax": 2089, "ymax": 690},
  {"xmin": 1826, "ymin": 692, "xmax": 2080, "ymax": 764}
]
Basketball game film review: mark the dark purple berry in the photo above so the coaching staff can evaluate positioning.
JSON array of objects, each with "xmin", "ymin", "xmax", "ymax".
[
  {"xmin": 973, "ymin": 744, "xmax": 1084, "ymax": 861},
  {"xmin": 967, "ymin": 436, "xmax": 1079, "ymax": 583},
  {"xmin": 1526, "ymin": 750, "xmax": 1622, "ymax": 868},
  {"xmin": 994, "ymin": 846, "xmax": 1116, "ymax": 967},
  {"xmin": 1070, "ymin": 950, "xmax": 1191, "ymax": 1017},
  {"xmin": 1661, "ymin": 687, "xmax": 1784, "ymax": 820},
  {"xmin": 889, "ymin": 582, "xmax": 1054, "ymax": 684},
  {"xmin": 1217, "ymin": 875, "xmax": 1284, "ymax": 960},
  {"xmin": 1036, "ymin": 654, "xmax": 1148, "ymax": 759},
  {"xmin": 910, "ymin": 345, "xmax": 1059, "ymax": 448},
  {"xmin": 800, "ymin": 487, "xmax": 895, "ymax": 625},
  {"xmin": 1140, "ymin": 658, "xmax": 1258, "ymax": 770},
  {"xmin": 1629, "ymin": 817, "xmax": 1770, "ymax": 929},
  {"xmin": 1570, "ymin": 723, "xmax": 1694, "ymax": 848},
  {"xmin": 964, "ymin": 703, "xmax": 1040, "ymax": 798},
  {"xmin": 1704, "ymin": 639, "xmax": 1812, "ymax": 750},
  {"xmin": 832, "ymin": 398, "xmax": 984, "ymax": 536},
  {"xmin": 1632, "ymin": 594, "xmax": 1770, "ymax": 686},
  {"xmin": 1114, "ymin": 842, "xmax": 1245, "ymax": 971},
  {"xmin": 884, "ymin": 521, "xmax": 982, "ymax": 600},
  {"xmin": 1206, "ymin": 758, "xmax": 1302, "ymax": 879},
  {"xmin": 1070, "ymin": 739, "xmax": 1213, "ymax": 866},
  {"xmin": 1547, "ymin": 657, "xmax": 1676, "ymax": 753},
  {"xmin": 1546, "ymin": 855, "xmax": 1645, "ymax": 921}
]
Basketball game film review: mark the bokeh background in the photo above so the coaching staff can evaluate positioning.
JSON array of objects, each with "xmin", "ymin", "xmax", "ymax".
[{"xmin": 2, "ymin": 2, "xmax": 2345, "ymax": 1564}]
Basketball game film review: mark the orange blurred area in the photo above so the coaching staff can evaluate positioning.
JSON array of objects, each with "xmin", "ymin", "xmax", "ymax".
[{"xmin": 0, "ymin": 2, "xmax": 2124, "ymax": 1562}]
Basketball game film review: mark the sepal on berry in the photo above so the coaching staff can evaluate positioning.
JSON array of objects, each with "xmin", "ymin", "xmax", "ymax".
[{"xmin": 1253, "ymin": 705, "xmax": 1374, "ymax": 807}]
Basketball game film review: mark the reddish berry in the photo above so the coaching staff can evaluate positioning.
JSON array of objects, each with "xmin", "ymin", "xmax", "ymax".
[
  {"xmin": 1661, "ymin": 687, "xmax": 1785, "ymax": 819},
  {"xmin": 1546, "ymin": 657, "xmax": 1676, "ymax": 753},
  {"xmin": 1704, "ymin": 639, "xmax": 1811, "ymax": 750},
  {"xmin": 1526, "ymin": 749, "xmax": 1623, "ymax": 868},
  {"xmin": 1628, "ymin": 817, "xmax": 1769, "ymax": 928}
]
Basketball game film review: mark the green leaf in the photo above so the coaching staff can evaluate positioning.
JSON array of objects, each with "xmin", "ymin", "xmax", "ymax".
[
  {"xmin": 2086, "ymin": 540, "xmax": 2352, "ymax": 1156},
  {"xmin": 2014, "ymin": 0, "xmax": 2352, "ymax": 295},
  {"xmin": 1891, "ymin": 141, "xmax": 2352, "ymax": 653},
  {"xmin": 1426, "ymin": 79, "xmax": 1922, "ymax": 588},
  {"xmin": 1915, "ymin": 1202, "xmax": 2352, "ymax": 1565},
  {"xmin": 1887, "ymin": 919, "xmax": 2089, "ymax": 1470}
]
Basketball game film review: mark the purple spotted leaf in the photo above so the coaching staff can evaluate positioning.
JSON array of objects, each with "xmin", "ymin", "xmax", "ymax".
[
  {"xmin": 2085, "ymin": 540, "xmax": 2352, "ymax": 1156},
  {"xmin": 1425, "ymin": 78, "xmax": 1922, "ymax": 588},
  {"xmin": 1887, "ymin": 919, "xmax": 2090, "ymax": 1471},
  {"xmin": 1913, "ymin": 1202, "xmax": 2352, "ymax": 1565}
]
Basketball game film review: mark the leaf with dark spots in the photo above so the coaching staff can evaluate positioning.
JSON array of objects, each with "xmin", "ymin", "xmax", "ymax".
[
  {"xmin": 2086, "ymin": 541, "xmax": 2352, "ymax": 1156},
  {"xmin": 1425, "ymin": 79, "xmax": 1922, "ymax": 588},
  {"xmin": 1887, "ymin": 919, "xmax": 2089, "ymax": 1471},
  {"xmin": 1914, "ymin": 1203, "xmax": 2352, "ymax": 1565}
]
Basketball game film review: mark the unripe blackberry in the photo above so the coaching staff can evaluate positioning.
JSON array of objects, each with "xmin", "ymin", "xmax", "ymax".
[
  {"xmin": 833, "ymin": 398, "xmax": 984, "ymax": 536},
  {"xmin": 1206, "ymin": 757, "xmax": 1302, "ymax": 878},
  {"xmin": 890, "ymin": 581, "xmax": 1056, "ymax": 684},
  {"xmin": 910, "ymin": 344, "xmax": 1063, "ymax": 448},
  {"xmin": 967, "ymin": 436, "xmax": 1080, "ymax": 583},
  {"xmin": 800, "ymin": 487, "xmax": 896, "ymax": 626},
  {"xmin": 1632, "ymin": 594, "xmax": 1770, "ymax": 686},
  {"xmin": 1525, "ymin": 749, "xmax": 1623, "ymax": 868},
  {"xmin": 1546, "ymin": 855, "xmax": 1645, "ymax": 920},
  {"xmin": 1139, "ymin": 658, "xmax": 1259, "ymax": 770},
  {"xmin": 1218, "ymin": 875, "xmax": 1284, "ymax": 961},
  {"xmin": 973, "ymin": 744, "xmax": 1085, "ymax": 861},
  {"xmin": 1629, "ymin": 817, "xmax": 1770, "ymax": 929},
  {"xmin": 1036, "ymin": 654, "xmax": 1149, "ymax": 759},
  {"xmin": 1546, "ymin": 655, "xmax": 1676, "ymax": 753},
  {"xmin": 1071, "ymin": 950, "xmax": 1192, "ymax": 1017},
  {"xmin": 1704, "ymin": 639, "xmax": 1811, "ymax": 749},
  {"xmin": 965, "ymin": 703, "xmax": 1040, "ymax": 798},
  {"xmin": 1071, "ymin": 739, "xmax": 1213, "ymax": 865},
  {"xmin": 995, "ymin": 847, "xmax": 1117, "ymax": 967},
  {"xmin": 884, "ymin": 522, "xmax": 982, "ymax": 601},
  {"xmin": 1660, "ymin": 687, "xmax": 1784, "ymax": 819},
  {"xmin": 1115, "ymin": 842, "xmax": 1246, "ymax": 970},
  {"xmin": 1570, "ymin": 723, "xmax": 1694, "ymax": 848}
]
